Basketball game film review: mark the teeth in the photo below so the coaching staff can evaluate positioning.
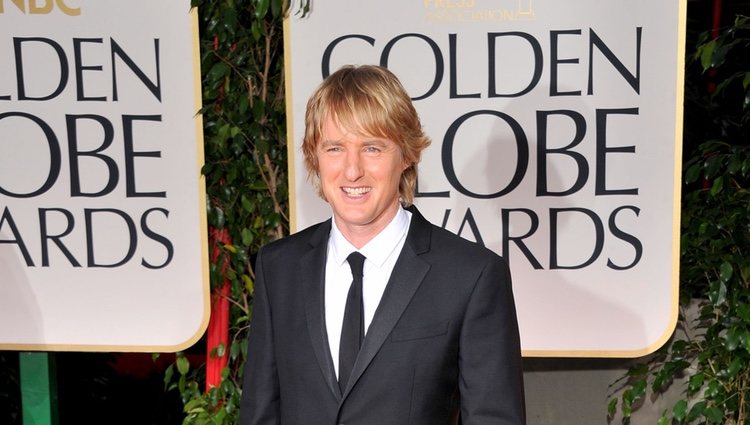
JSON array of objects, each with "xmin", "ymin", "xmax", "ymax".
[{"xmin": 343, "ymin": 187, "xmax": 371, "ymax": 196}]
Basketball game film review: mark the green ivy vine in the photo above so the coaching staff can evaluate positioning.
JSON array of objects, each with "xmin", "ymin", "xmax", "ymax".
[
  {"xmin": 164, "ymin": 1, "xmax": 308, "ymax": 424},
  {"xmin": 609, "ymin": 15, "xmax": 750, "ymax": 425}
]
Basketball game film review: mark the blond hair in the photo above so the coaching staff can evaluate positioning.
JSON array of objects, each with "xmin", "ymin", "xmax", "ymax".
[{"xmin": 302, "ymin": 65, "xmax": 431, "ymax": 206}]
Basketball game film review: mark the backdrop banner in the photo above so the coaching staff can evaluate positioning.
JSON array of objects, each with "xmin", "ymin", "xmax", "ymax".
[
  {"xmin": 285, "ymin": 0, "xmax": 686, "ymax": 356},
  {"xmin": 0, "ymin": 1, "xmax": 208, "ymax": 351}
]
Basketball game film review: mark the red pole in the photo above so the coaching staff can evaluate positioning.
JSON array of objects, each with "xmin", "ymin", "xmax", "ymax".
[
  {"xmin": 711, "ymin": 0, "xmax": 723, "ymax": 40},
  {"xmin": 206, "ymin": 227, "xmax": 231, "ymax": 391},
  {"xmin": 706, "ymin": 0, "xmax": 723, "ymax": 95},
  {"xmin": 702, "ymin": 0, "xmax": 723, "ymax": 190}
]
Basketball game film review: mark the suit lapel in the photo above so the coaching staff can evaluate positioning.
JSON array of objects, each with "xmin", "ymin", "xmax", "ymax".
[
  {"xmin": 341, "ymin": 206, "xmax": 432, "ymax": 401},
  {"xmin": 301, "ymin": 220, "xmax": 341, "ymax": 401}
]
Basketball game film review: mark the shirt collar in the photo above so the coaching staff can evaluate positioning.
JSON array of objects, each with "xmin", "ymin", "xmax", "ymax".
[{"xmin": 330, "ymin": 206, "xmax": 411, "ymax": 268}]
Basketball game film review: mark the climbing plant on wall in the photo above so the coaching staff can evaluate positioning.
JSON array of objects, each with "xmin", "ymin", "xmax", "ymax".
[
  {"xmin": 165, "ymin": 1, "xmax": 307, "ymax": 423},
  {"xmin": 609, "ymin": 15, "xmax": 750, "ymax": 425}
]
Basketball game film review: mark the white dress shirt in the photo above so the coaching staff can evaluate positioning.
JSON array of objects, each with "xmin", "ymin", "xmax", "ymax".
[{"xmin": 324, "ymin": 207, "xmax": 412, "ymax": 378}]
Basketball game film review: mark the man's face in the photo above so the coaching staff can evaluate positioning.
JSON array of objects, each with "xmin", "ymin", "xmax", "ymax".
[{"xmin": 317, "ymin": 115, "xmax": 406, "ymax": 241}]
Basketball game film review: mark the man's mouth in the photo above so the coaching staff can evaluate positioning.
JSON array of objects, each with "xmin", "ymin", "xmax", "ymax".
[{"xmin": 342, "ymin": 187, "xmax": 371, "ymax": 196}]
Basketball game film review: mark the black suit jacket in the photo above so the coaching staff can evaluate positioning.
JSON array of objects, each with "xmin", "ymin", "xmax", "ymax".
[{"xmin": 240, "ymin": 207, "xmax": 525, "ymax": 425}]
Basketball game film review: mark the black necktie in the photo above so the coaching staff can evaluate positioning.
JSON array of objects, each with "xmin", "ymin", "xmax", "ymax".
[{"xmin": 339, "ymin": 251, "xmax": 366, "ymax": 393}]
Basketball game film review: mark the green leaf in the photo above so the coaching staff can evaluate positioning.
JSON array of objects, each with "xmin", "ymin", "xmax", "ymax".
[
  {"xmin": 709, "ymin": 39, "xmax": 731, "ymax": 69},
  {"xmin": 208, "ymin": 62, "xmax": 230, "ymax": 82},
  {"xmin": 230, "ymin": 340, "xmax": 241, "ymax": 361},
  {"xmin": 704, "ymin": 406, "xmax": 723, "ymax": 423},
  {"xmin": 704, "ymin": 379, "xmax": 720, "ymax": 398},
  {"xmin": 253, "ymin": 99, "xmax": 266, "ymax": 120},
  {"xmin": 671, "ymin": 339, "xmax": 688, "ymax": 354},
  {"xmin": 213, "ymin": 206, "xmax": 226, "ymax": 228},
  {"xmin": 656, "ymin": 414, "xmax": 669, "ymax": 425},
  {"xmin": 698, "ymin": 222, "xmax": 710, "ymax": 236},
  {"xmin": 251, "ymin": 19, "xmax": 262, "ymax": 41},
  {"xmin": 607, "ymin": 398, "xmax": 617, "ymax": 417},
  {"xmin": 250, "ymin": 180, "xmax": 268, "ymax": 191},
  {"xmin": 184, "ymin": 398, "xmax": 205, "ymax": 412},
  {"xmin": 673, "ymin": 399, "xmax": 688, "ymax": 421},
  {"xmin": 257, "ymin": 138, "xmax": 270, "ymax": 155},
  {"xmin": 703, "ymin": 154, "xmax": 723, "ymax": 179},
  {"xmin": 728, "ymin": 152, "xmax": 743, "ymax": 174},
  {"xmin": 241, "ymin": 228, "xmax": 253, "ymax": 246},
  {"xmin": 726, "ymin": 357, "xmax": 743, "ymax": 378},
  {"xmin": 685, "ymin": 163, "xmax": 702, "ymax": 183},
  {"xmin": 709, "ymin": 176, "xmax": 724, "ymax": 196},
  {"xmin": 239, "ymin": 95, "xmax": 249, "ymax": 115},
  {"xmin": 225, "ymin": 398, "xmax": 236, "ymax": 414},
  {"xmin": 687, "ymin": 400, "xmax": 706, "ymax": 421},
  {"xmin": 688, "ymin": 372, "xmax": 704, "ymax": 394},
  {"xmin": 622, "ymin": 389, "xmax": 633, "ymax": 417},
  {"xmin": 709, "ymin": 279, "xmax": 727, "ymax": 306},
  {"xmin": 631, "ymin": 379, "xmax": 646, "ymax": 402},
  {"xmin": 241, "ymin": 195, "xmax": 254, "ymax": 213},
  {"xmin": 243, "ymin": 274, "xmax": 254, "ymax": 294},
  {"xmin": 699, "ymin": 39, "xmax": 716, "ymax": 70},
  {"xmin": 164, "ymin": 364, "xmax": 174, "ymax": 390},
  {"xmin": 738, "ymin": 304, "xmax": 750, "ymax": 322},
  {"xmin": 627, "ymin": 363, "xmax": 649, "ymax": 377},
  {"xmin": 271, "ymin": 0, "xmax": 283, "ymax": 17},
  {"xmin": 255, "ymin": 0, "xmax": 270, "ymax": 19},
  {"xmin": 725, "ymin": 327, "xmax": 741, "ymax": 351},
  {"xmin": 653, "ymin": 360, "xmax": 682, "ymax": 392},
  {"xmin": 177, "ymin": 355, "xmax": 190, "ymax": 375},
  {"xmin": 222, "ymin": 8, "xmax": 238, "ymax": 34},
  {"xmin": 719, "ymin": 261, "xmax": 733, "ymax": 283},
  {"xmin": 741, "ymin": 330, "xmax": 750, "ymax": 353},
  {"xmin": 214, "ymin": 408, "xmax": 227, "ymax": 424}
]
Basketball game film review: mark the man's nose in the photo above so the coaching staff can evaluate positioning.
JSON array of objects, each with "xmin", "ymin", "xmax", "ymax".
[{"xmin": 344, "ymin": 151, "xmax": 364, "ymax": 181}]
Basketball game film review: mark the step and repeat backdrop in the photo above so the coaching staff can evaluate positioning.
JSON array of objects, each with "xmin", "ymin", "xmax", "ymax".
[
  {"xmin": 0, "ymin": 1, "xmax": 208, "ymax": 351},
  {"xmin": 285, "ymin": 0, "xmax": 687, "ymax": 356}
]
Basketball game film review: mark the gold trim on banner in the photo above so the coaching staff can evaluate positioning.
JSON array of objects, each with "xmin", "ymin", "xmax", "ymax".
[
  {"xmin": 167, "ymin": 4, "xmax": 212, "ymax": 354},
  {"xmin": 524, "ymin": 0, "xmax": 687, "ymax": 359},
  {"xmin": 284, "ymin": 17, "xmax": 299, "ymax": 235},
  {"xmin": 0, "ymin": 5, "xmax": 211, "ymax": 353},
  {"xmin": 278, "ymin": 0, "xmax": 688, "ymax": 358}
]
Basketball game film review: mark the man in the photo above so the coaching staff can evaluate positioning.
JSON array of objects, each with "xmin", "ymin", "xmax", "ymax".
[{"xmin": 240, "ymin": 65, "xmax": 525, "ymax": 425}]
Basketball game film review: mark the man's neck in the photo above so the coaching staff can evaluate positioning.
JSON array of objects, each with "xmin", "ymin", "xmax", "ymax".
[{"xmin": 333, "ymin": 203, "xmax": 402, "ymax": 249}]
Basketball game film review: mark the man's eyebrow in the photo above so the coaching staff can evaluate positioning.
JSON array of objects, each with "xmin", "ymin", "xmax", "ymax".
[
  {"xmin": 362, "ymin": 138, "xmax": 388, "ymax": 146},
  {"xmin": 319, "ymin": 139, "xmax": 341, "ymax": 147}
]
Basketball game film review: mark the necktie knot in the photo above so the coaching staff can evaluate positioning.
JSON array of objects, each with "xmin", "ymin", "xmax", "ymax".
[{"xmin": 347, "ymin": 252, "xmax": 366, "ymax": 278}]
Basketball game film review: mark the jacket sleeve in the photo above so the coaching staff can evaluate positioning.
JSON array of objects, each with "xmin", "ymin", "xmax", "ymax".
[
  {"xmin": 458, "ymin": 256, "xmax": 526, "ymax": 425},
  {"xmin": 239, "ymin": 248, "xmax": 281, "ymax": 425}
]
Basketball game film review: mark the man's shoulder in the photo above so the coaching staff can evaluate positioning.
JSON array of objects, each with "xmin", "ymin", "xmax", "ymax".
[
  {"xmin": 430, "ymin": 222, "xmax": 498, "ymax": 258},
  {"xmin": 259, "ymin": 219, "xmax": 330, "ymax": 259},
  {"xmin": 410, "ymin": 209, "xmax": 503, "ymax": 264},
  {"xmin": 416, "ymin": 219, "xmax": 511, "ymax": 286}
]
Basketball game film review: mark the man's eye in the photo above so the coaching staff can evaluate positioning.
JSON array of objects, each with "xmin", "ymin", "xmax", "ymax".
[
  {"xmin": 364, "ymin": 146, "xmax": 381, "ymax": 153},
  {"xmin": 326, "ymin": 146, "xmax": 342, "ymax": 152}
]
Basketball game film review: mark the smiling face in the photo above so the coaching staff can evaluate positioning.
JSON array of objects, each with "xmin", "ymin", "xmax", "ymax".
[{"xmin": 317, "ymin": 115, "xmax": 407, "ymax": 246}]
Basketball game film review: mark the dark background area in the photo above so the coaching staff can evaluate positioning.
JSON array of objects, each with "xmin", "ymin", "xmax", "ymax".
[{"xmin": 0, "ymin": 351, "xmax": 186, "ymax": 425}]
